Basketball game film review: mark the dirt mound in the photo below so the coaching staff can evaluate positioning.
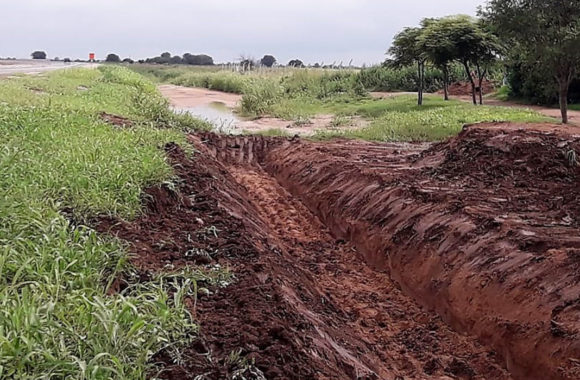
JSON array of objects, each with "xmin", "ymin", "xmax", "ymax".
[
  {"xmin": 441, "ymin": 80, "xmax": 495, "ymax": 96},
  {"xmin": 263, "ymin": 123, "xmax": 580, "ymax": 380}
]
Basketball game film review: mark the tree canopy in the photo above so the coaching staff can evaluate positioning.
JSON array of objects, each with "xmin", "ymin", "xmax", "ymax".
[
  {"xmin": 105, "ymin": 54, "xmax": 121, "ymax": 63},
  {"xmin": 388, "ymin": 26, "xmax": 429, "ymax": 105},
  {"xmin": 388, "ymin": 15, "xmax": 501, "ymax": 105},
  {"xmin": 31, "ymin": 51, "xmax": 47, "ymax": 60},
  {"xmin": 482, "ymin": 0, "xmax": 580, "ymax": 123},
  {"xmin": 260, "ymin": 55, "xmax": 277, "ymax": 68},
  {"xmin": 288, "ymin": 59, "xmax": 305, "ymax": 68}
]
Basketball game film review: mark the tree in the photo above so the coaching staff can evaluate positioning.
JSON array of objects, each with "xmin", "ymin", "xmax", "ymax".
[
  {"xmin": 31, "ymin": 51, "xmax": 47, "ymax": 60},
  {"xmin": 183, "ymin": 53, "xmax": 214, "ymax": 66},
  {"xmin": 482, "ymin": 0, "xmax": 580, "ymax": 123},
  {"xmin": 160, "ymin": 52, "xmax": 171, "ymax": 59},
  {"xmin": 170, "ymin": 55, "xmax": 183, "ymax": 64},
  {"xmin": 105, "ymin": 54, "xmax": 121, "ymax": 63},
  {"xmin": 419, "ymin": 18, "xmax": 458, "ymax": 100},
  {"xmin": 388, "ymin": 27, "xmax": 427, "ymax": 105},
  {"xmin": 260, "ymin": 55, "xmax": 276, "ymax": 67},
  {"xmin": 122, "ymin": 58, "xmax": 134, "ymax": 64},
  {"xmin": 436, "ymin": 15, "xmax": 500, "ymax": 105},
  {"xmin": 288, "ymin": 59, "xmax": 305, "ymax": 68}
]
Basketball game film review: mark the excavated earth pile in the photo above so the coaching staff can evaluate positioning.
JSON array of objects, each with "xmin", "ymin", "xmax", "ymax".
[{"xmin": 101, "ymin": 122, "xmax": 579, "ymax": 380}]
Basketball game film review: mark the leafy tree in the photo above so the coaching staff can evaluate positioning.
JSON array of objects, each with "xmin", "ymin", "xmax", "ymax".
[
  {"xmin": 482, "ymin": 0, "xmax": 580, "ymax": 123},
  {"xmin": 170, "ymin": 55, "xmax": 183, "ymax": 64},
  {"xmin": 260, "ymin": 55, "xmax": 276, "ymax": 67},
  {"xmin": 31, "ymin": 51, "xmax": 47, "ymax": 60},
  {"xmin": 437, "ymin": 15, "xmax": 500, "ymax": 105},
  {"xmin": 160, "ymin": 52, "xmax": 171, "ymax": 59},
  {"xmin": 122, "ymin": 58, "xmax": 134, "ymax": 64},
  {"xmin": 182, "ymin": 53, "xmax": 214, "ymax": 66},
  {"xmin": 419, "ymin": 18, "xmax": 458, "ymax": 100},
  {"xmin": 105, "ymin": 54, "xmax": 121, "ymax": 63},
  {"xmin": 288, "ymin": 59, "xmax": 305, "ymax": 68},
  {"xmin": 388, "ymin": 27, "xmax": 427, "ymax": 105}
]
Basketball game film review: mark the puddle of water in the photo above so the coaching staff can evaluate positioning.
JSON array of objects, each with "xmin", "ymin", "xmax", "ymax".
[{"xmin": 174, "ymin": 101, "xmax": 243, "ymax": 134}]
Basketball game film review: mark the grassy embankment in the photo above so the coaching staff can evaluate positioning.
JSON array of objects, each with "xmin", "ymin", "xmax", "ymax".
[
  {"xmin": 0, "ymin": 66, "xmax": 228, "ymax": 379},
  {"xmin": 132, "ymin": 64, "xmax": 551, "ymax": 141}
]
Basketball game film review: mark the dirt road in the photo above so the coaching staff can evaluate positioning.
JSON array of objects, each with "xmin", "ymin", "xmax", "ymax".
[
  {"xmin": 100, "ymin": 122, "xmax": 580, "ymax": 379},
  {"xmin": 0, "ymin": 59, "xmax": 93, "ymax": 76}
]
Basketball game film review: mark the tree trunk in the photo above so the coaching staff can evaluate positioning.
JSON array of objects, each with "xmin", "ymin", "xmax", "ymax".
[
  {"xmin": 559, "ymin": 80, "xmax": 569, "ymax": 124},
  {"xmin": 417, "ymin": 62, "xmax": 424, "ymax": 106},
  {"xmin": 477, "ymin": 65, "xmax": 487, "ymax": 105},
  {"xmin": 443, "ymin": 66, "xmax": 449, "ymax": 101},
  {"xmin": 463, "ymin": 61, "xmax": 477, "ymax": 105}
]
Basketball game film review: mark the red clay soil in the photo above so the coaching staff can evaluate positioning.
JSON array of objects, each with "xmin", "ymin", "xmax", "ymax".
[
  {"xmin": 258, "ymin": 123, "xmax": 580, "ymax": 380},
  {"xmin": 100, "ymin": 122, "xmax": 580, "ymax": 380},
  {"xmin": 440, "ymin": 80, "xmax": 495, "ymax": 97}
]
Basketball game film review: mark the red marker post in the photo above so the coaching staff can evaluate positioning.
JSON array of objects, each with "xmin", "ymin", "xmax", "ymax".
[{"xmin": 89, "ymin": 53, "xmax": 95, "ymax": 62}]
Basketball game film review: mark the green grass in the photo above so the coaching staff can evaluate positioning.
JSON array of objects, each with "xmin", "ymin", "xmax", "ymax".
[
  {"xmin": 569, "ymin": 104, "xmax": 580, "ymax": 111},
  {"xmin": 129, "ymin": 65, "xmax": 550, "ymax": 142},
  {"xmin": 0, "ymin": 66, "xmax": 219, "ymax": 379},
  {"xmin": 315, "ymin": 95, "xmax": 551, "ymax": 142}
]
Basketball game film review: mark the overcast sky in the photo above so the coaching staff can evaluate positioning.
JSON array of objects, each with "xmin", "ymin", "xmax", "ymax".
[{"xmin": 1, "ymin": 0, "xmax": 486, "ymax": 65}]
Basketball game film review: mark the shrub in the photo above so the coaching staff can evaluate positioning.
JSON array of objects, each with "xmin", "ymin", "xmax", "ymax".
[
  {"xmin": 105, "ymin": 54, "xmax": 121, "ymax": 63},
  {"xmin": 357, "ymin": 64, "xmax": 466, "ymax": 92}
]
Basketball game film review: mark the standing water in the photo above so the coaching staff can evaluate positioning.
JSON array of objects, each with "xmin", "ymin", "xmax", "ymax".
[{"xmin": 174, "ymin": 101, "xmax": 243, "ymax": 134}]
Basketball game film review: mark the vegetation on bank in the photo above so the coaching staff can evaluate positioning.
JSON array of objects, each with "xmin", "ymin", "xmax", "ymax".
[
  {"xmin": 315, "ymin": 95, "xmax": 549, "ymax": 141},
  {"xmin": 130, "ymin": 64, "xmax": 548, "ymax": 141},
  {"xmin": 0, "ymin": 66, "xmax": 218, "ymax": 379}
]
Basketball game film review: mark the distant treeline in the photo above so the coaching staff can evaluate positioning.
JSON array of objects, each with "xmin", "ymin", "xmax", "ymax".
[{"xmin": 143, "ymin": 52, "xmax": 214, "ymax": 66}]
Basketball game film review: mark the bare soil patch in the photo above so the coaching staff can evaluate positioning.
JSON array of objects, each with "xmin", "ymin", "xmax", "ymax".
[
  {"xmin": 159, "ymin": 85, "xmax": 242, "ymax": 109},
  {"xmin": 99, "ymin": 112, "xmax": 133, "ymax": 128},
  {"xmin": 159, "ymin": 85, "xmax": 368, "ymax": 136}
]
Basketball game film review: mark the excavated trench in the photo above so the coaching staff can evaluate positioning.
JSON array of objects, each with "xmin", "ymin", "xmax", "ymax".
[
  {"xmin": 103, "ymin": 123, "xmax": 580, "ymax": 380},
  {"xmin": 195, "ymin": 124, "xmax": 580, "ymax": 380}
]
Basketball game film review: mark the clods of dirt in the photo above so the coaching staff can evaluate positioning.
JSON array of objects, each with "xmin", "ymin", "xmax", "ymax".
[
  {"xmin": 440, "ymin": 80, "xmax": 495, "ymax": 96},
  {"xmin": 99, "ymin": 112, "xmax": 133, "ymax": 128}
]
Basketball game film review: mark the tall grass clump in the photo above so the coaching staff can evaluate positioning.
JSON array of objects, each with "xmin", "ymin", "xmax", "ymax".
[
  {"xmin": 357, "ymin": 64, "xmax": 466, "ymax": 92},
  {"xmin": 0, "ymin": 66, "xmax": 215, "ymax": 379}
]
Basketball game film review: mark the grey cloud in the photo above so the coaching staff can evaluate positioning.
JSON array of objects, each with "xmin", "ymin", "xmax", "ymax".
[{"xmin": 0, "ymin": 0, "xmax": 485, "ymax": 65}]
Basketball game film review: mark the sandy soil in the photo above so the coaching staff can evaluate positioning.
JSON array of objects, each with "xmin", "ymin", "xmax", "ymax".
[
  {"xmin": 99, "ymin": 122, "xmax": 580, "ymax": 379},
  {"xmin": 159, "ymin": 84, "xmax": 369, "ymax": 136},
  {"xmin": 159, "ymin": 84, "xmax": 241, "ymax": 109}
]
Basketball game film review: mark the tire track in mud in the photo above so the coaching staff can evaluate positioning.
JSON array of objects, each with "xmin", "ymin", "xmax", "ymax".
[{"xmin": 224, "ymin": 164, "xmax": 511, "ymax": 380}]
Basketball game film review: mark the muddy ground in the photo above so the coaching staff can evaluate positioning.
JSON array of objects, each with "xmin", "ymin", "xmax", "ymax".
[
  {"xmin": 158, "ymin": 84, "xmax": 368, "ymax": 135},
  {"xmin": 100, "ymin": 122, "xmax": 580, "ymax": 380}
]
